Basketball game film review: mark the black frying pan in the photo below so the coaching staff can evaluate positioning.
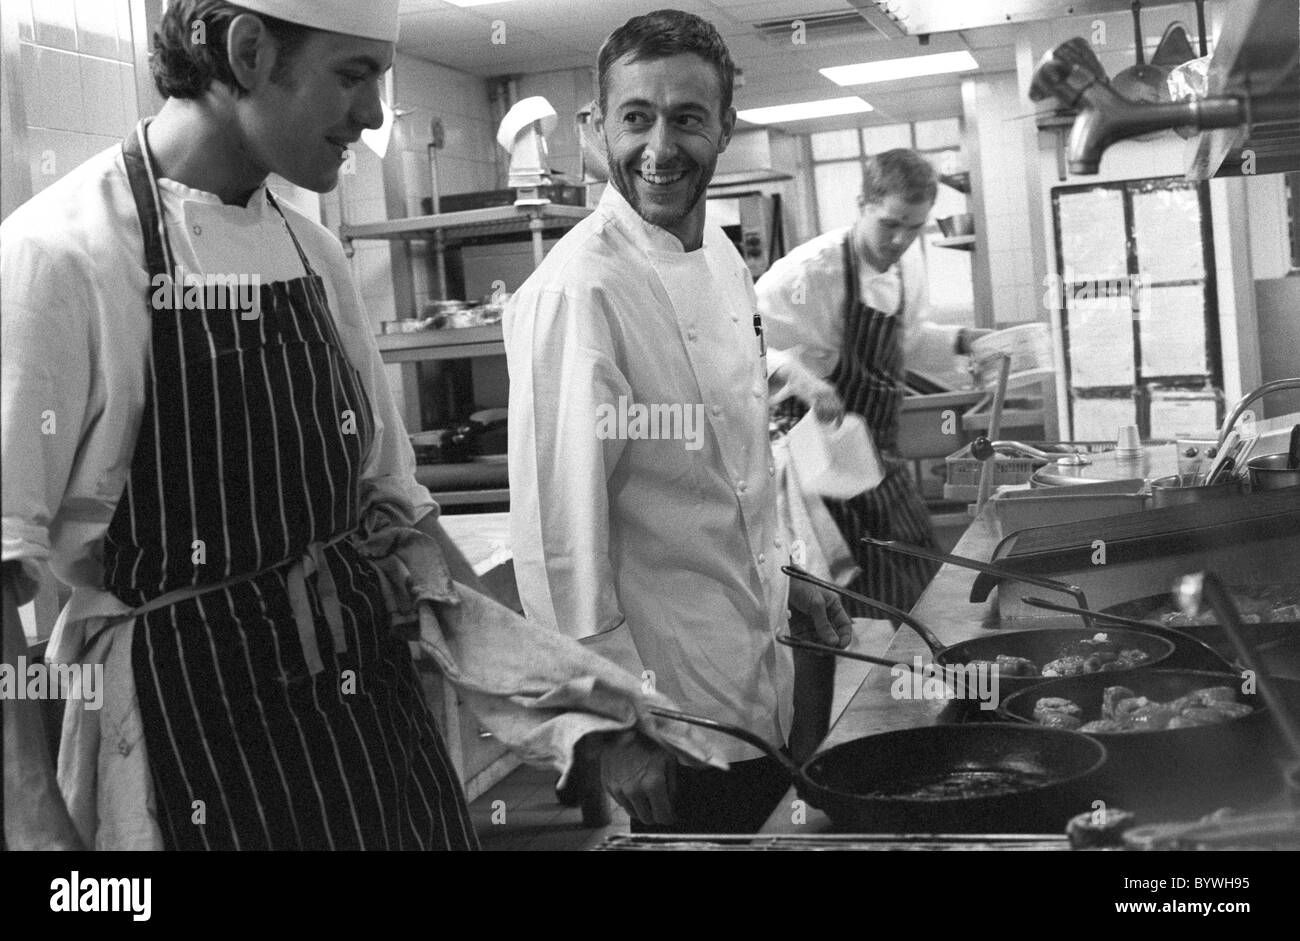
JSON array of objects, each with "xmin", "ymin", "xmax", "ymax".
[
  {"xmin": 782, "ymin": 566, "xmax": 1175, "ymax": 695},
  {"xmin": 651, "ymin": 708, "xmax": 1107, "ymax": 833},
  {"xmin": 999, "ymin": 670, "xmax": 1277, "ymax": 817},
  {"xmin": 863, "ymin": 537, "xmax": 1234, "ymax": 673}
]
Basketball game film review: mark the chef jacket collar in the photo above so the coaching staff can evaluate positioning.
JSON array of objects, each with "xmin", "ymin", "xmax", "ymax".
[
  {"xmin": 155, "ymin": 175, "xmax": 271, "ymax": 223},
  {"xmin": 598, "ymin": 183, "xmax": 696, "ymax": 255}
]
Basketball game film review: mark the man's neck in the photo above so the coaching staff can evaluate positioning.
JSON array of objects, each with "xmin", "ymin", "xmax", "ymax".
[
  {"xmin": 850, "ymin": 226, "xmax": 889, "ymax": 273},
  {"xmin": 144, "ymin": 98, "xmax": 268, "ymax": 207}
]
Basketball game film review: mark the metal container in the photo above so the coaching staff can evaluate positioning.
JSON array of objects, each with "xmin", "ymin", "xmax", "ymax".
[
  {"xmin": 1248, "ymin": 453, "xmax": 1300, "ymax": 491},
  {"xmin": 937, "ymin": 212, "xmax": 974, "ymax": 237},
  {"xmin": 1149, "ymin": 473, "xmax": 1246, "ymax": 507}
]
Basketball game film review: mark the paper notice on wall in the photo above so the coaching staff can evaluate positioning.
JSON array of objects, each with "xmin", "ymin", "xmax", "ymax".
[
  {"xmin": 1138, "ymin": 285, "xmax": 1208, "ymax": 378},
  {"xmin": 1057, "ymin": 187, "xmax": 1128, "ymax": 282},
  {"xmin": 1067, "ymin": 299, "xmax": 1135, "ymax": 388},
  {"xmin": 1149, "ymin": 390, "xmax": 1219, "ymax": 439},
  {"xmin": 1132, "ymin": 186, "xmax": 1204, "ymax": 282},
  {"xmin": 1072, "ymin": 395, "xmax": 1137, "ymax": 441}
]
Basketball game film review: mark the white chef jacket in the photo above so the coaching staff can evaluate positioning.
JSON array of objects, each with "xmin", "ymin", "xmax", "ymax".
[
  {"xmin": 505, "ymin": 185, "xmax": 794, "ymax": 761},
  {"xmin": 757, "ymin": 227, "xmax": 963, "ymax": 403},
  {"xmin": 1, "ymin": 144, "xmax": 434, "ymax": 630}
]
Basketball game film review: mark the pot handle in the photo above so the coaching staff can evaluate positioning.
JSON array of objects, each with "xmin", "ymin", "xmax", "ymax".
[
  {"xmin": 648, "ymin": 708, "xmax": 803, "ymax": 780},
  {"xmin": 860, "ymin": 537, "xmax": 1095, "ymax": 624},
  {"xmin": 782, "ymin": 564, "xmax": 947, "ymax": 654}
]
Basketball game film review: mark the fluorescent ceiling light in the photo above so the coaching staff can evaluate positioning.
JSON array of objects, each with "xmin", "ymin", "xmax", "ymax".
[
  {"xmin": 738, "ymin": 97, "xmax": 873, "ymax": 125},
  {"xmin": 821, "ymin": 51, "xmax": 978, "ymax": 86},
  {"xmin": 441, "ymin": 0, "xmax": 520, "ymax": 7}
]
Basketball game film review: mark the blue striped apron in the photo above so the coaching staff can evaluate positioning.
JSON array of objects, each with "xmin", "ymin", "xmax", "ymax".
[{"xmin": 100, "ymin": 123, "xmax": 478, "ymax": 850}]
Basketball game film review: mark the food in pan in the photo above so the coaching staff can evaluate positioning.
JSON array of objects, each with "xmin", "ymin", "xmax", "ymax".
[
  {"xmin": 869, "ymin": 768, "xmax": 1054, "ymax": 801},
  {"xmin": 1148, "ymin": 585, "xmax": 1300, "ymax": 627},
  {"xmin": 1033, "ymin": 685, "xmax": 1254, "ymax": 733},
  {"xmin": 968, "ymin": 634, "xmax": 1152, "ymax": 679},
  {"xmin": 1066, "ymin": 807, "xmax": 1137, "ymax": 849}
]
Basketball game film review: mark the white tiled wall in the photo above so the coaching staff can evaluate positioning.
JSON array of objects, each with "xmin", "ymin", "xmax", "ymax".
[
  {"xmin": 14, "ymin": 0, "xmax": 139, "ymax": 199},
  {"xmin": 974, "ymin": 72, "xmax": 1040, "ymax": 326}
]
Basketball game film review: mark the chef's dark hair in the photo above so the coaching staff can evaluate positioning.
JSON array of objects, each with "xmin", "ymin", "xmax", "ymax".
[
  {"xmin": 861, "ymin": 149, "xmax": 938, "ymax": 206},
  {"xmin": 597, "ymin": 9, "xmax": 735, "ymax": 116},
  {"xmin": 151, "ymin": 0, "xmax": 314, "ymax": 99}
]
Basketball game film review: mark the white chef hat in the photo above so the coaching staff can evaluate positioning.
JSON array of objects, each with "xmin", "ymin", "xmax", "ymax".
[{"xmin": 225, "ymin": 0, "xmax": 400, "ymax": 43}]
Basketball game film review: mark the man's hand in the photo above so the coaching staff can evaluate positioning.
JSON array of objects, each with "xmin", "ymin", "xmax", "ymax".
[
  {"xmin": 805, "ymin": 378, "xmax": 846, "ymax": 425},
  {"xmin": 957, "ymin": 327, "xmax": 995, "ymax": 356},
  {"xmin": 769, "ymin": 362, "xmax": 844, "ymax": 425},
  {"xmin": 787, "ymin": 576, "xmax": 853, "ymax": 649},
  {"xmin": 598, "ymin": 730, "xmax": 677, "ymax": 826}
]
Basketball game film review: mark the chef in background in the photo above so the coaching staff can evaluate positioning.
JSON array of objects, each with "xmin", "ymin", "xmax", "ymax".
[
  {"xmin": 758, "ymin": 149, "xmax": 990, "ymax": 615},
  {"xmin": 506, "ymin": 9, "xmax": 851, "ymax": 834}
]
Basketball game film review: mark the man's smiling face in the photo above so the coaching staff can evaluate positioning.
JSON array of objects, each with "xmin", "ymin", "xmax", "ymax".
[{"xmin": 597, "ymin": 52, "xmax": 735, "ymax": 250}]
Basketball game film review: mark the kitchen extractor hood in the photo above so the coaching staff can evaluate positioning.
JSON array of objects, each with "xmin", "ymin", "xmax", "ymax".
[
  {"xmin": 851, "ymin": 0, "xmax": 1186, "ymax": 36},
  {"xmin": 709, "ymin": 130, "xmax": 794, "ymax": 188}
]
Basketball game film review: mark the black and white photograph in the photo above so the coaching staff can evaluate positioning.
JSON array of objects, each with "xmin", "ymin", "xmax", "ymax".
[{"xmin": 2, "ymin": 0, "xmax": 1299, "ymax": 902}]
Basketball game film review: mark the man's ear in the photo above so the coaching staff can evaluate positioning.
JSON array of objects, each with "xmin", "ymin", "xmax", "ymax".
[
  {"xmin": 717, "ymin": 106, "xmax": 737, "ymax": 154},
  {"xmin": 226, "ymin": 13, "xmax": 276, "ymax": 95}
]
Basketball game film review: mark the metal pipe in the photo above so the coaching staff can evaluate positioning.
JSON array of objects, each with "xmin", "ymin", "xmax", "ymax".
[{"xmin": 1216, "ymin": 378, "xmax": 1300, "ymax": 451}]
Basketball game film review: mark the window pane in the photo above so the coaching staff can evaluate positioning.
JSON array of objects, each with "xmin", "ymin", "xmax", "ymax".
[
  {"xmin": 861, "ymin": 123, "xmax": 911, "ymax": 154},
  {"xmin": 810, "ymin": 129, "xmax": 860, "ymax": 161},
  {"xmin": 814, "ymin": 161, "xmax": 863, "ymax": 232},
  {"xmin": 1131, "ymin": 185, "xmax": 1203, "ymax": 281},
  {"xmin": 915, "ymin": 117, "xmax": 962, "ymax": 150}
]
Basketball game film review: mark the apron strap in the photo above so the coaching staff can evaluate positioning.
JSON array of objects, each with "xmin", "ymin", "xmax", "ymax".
[
  {"xmin": 121, "ymin": 124, "xmax": 171, "ymax": 281},
  {"xmin": 265, "ymin": 190, "xmax": 318, "ymax": 279}
]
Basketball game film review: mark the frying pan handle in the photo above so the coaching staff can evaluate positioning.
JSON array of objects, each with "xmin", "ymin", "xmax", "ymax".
[
  {"xmin": 1020, "ymin": 595, "xmax": 1235, "ymax": 671},
  {"xmin": 781, "ymin": 565, "xmax": 946, "ymax": 653},
  {"xmin": 777, "ymin": 633, "xmax": 913, "ymax": 670},
  {"xmin": 648, "ymin": 708, "xmax": 803, "ymax": 779},
  {"xmin": 860, "ymin": 537, "xmax": 1094, "ymax": 621}
]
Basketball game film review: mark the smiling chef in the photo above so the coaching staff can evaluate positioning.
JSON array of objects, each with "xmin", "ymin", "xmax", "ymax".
[
  {"xmin": 506, "ymin": 9, "xmax": 853, "ymax": 834},
  {"xmin": 2, "ymin": 0, "xmax": 715, "ymax": 852}
]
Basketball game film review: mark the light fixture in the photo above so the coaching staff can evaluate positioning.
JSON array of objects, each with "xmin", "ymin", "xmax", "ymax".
[
  {"xmin": 737, "ymin": 97, "xmax": 873, "ymax": 125},
  {"xmin": 441, "ymin": 0, "xmax": 521, "ymax": 7},
  {"xmin": 821, "ymin": 50, "xmax": 979, "ymax": 86},
  {"xmin": 497, "ymin": 96, "xmax": 558, "ymax": 204}
]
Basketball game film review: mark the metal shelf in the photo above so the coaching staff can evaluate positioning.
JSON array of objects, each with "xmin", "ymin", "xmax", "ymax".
[
  {"xmin": 376, "ymin": 325, "xmax": 504, "ymax": 362},
  {"xmin": 933, "ymin": 235, "xmax": 976, "ymax": 251},
  {"xmin": 341, "ymin": 203, "xmax": 591, "ymax": 251}
]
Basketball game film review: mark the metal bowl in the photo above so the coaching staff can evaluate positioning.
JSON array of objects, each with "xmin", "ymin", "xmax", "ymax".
[
  {"xmin": 1149, "ymin": 474, "xmax": 1245, "ymax": 507},
  {"xmin": 1247, "ymin": 453, "xmax": 1300, "ymax": 491},
  {"xmin": 937, "ymin": 213, "xmax": 974, "ymax": 238}
]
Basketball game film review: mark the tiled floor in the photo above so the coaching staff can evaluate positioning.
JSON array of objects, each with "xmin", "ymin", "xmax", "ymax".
[{"xmin": 468, "ymin": 618, "xmax": 896, "ymax": 850}]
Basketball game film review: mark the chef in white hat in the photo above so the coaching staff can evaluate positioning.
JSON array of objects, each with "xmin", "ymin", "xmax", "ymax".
[{"xmin": 2, "ymin": 0, "xmax": 705, "ymax": 852}]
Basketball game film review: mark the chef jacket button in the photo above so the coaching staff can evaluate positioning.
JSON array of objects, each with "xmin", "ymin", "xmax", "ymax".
[
  {"xmin": 737, "ymin": 481, "xmax": 748, "ymax": 493},
  {"xmin": 118, "ymin": 739, "xmax": 132, "ymax": 756},
  {"xmin": 758, "ymin": 553, "xmax": 767, "ymax": 564},
  {"xmin": 768, "ymin": 465, "xmax": 775, "ymax": 477},
  {"xmin": 753, "ymin": 387, "xmax": 764, "ymax": 398},
  {"xmin": 687, "ymin": 328, "xmax": 698, "ymax": 341},
  {"xmin": 774, "ymin": 537, "xmax": 783, "ymax": 548},
  {"xmin": 192, "ymin": 224, "xmax": 202, "ymax": 236},
  {"xmin": 711, "ymin": 405, "xmax": 723, "ymax": 417}
]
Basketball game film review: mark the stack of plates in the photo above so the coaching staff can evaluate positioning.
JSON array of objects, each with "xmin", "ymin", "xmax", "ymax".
[{"xmin": 969, "ymin": 323, "xmax": 1055, "ymax": 391}]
